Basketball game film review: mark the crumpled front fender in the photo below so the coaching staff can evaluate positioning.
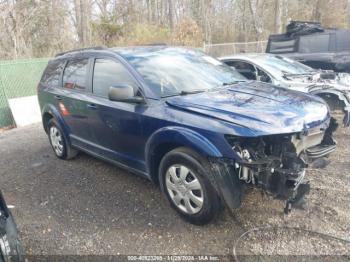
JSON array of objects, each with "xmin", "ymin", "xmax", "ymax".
[
  {"xmin": 207, "ymin": 158, "xmax": 243, "ymax": 210},
  {"xmin": 145, "ymin": 126, "xmax": 224, "ymax": 182}
]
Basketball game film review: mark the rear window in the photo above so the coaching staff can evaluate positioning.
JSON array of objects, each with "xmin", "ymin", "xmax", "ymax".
[
  {"xmin": 63, "ymin": 59, "xmax": 89, "ymax": 90},
  {"xmin": 299, "ymin": 34, "xmax": 330, "ymax": 53},
  {"xmin": 40, "ymin": 60, "xmax": 65, "ymax": 87},
  {"xmin": 268, "ymin": 39, "xmax": 296, "ymax": 53}
]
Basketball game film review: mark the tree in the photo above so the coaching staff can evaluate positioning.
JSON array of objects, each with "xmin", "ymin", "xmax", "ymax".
[{"xmin": 74, "ymin": 0, "xmax": 92, "ymax": 46}]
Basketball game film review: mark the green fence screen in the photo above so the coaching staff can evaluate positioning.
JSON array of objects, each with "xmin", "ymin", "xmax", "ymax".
[{"xmin": 0, "ymin": 58, "xmax": 49, "ymax": 128}]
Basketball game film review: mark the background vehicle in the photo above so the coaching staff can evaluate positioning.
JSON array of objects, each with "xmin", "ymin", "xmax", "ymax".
[
  {"xmin": 0, "ymin": 191, "xmax": 23, "ymax": 262},
  {"xmin": 221, "ymin": 53, "xmax": 350, "ymax": 126},
  {"xmin": 266, "ymin": 21, "xmax": 350, "ymax": 73},
  {"xmin": 38, "ymin": 46, "xmax": 337, "ymax": 224}
]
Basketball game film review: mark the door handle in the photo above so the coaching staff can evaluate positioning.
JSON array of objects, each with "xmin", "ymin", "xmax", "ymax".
[
  {"xmin": 87, "ymin": 103, "xmax": 98, "ymax": 109},
  {"xmin": 54, "ymin": 95, "xmax": 62, "ymax": 100}
]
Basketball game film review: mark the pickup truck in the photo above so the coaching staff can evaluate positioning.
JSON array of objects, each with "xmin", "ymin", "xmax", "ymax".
[{"xmin": 266, "ymin": 21, "xmax": 350, "ymax": 73}]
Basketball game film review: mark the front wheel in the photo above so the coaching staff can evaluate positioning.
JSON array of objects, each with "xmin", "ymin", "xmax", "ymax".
[{"xmin": 159, "ymin": 147, "xmax": 222, "ymax": 225}]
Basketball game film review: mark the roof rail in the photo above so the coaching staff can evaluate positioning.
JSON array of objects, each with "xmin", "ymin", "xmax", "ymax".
[
  {"xmin": 289, "ymin": 20, "xmax": 321, "ymax": 25},
  {"xmin": 55, "ymin": 46, "xmax": 107, "ymax": 57}
]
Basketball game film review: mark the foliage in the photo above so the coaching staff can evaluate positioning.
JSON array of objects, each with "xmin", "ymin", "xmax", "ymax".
[
  {"xmin": 1, "ymin": 0, "xmax": 350, "ymax": 59},
  {"xmin": 91, "ymin": 17, "xmax": 124, "ymax": 46},
  {"xmin": 172, "ymin": 18, "xmax": 203, "ymax": 47},
  {"xmin": 124, "ymin": 24, "xmax": 170, "ymax": 46}
]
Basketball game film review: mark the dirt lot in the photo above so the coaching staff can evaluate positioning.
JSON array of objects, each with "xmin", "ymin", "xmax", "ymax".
[{"xmin": 0, "ymin": 123, "xmax": 349, "ymax": 260}]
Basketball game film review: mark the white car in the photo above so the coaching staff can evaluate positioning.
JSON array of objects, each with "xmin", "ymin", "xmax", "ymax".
[{"xmin": 220, "ymin": 53, "xmax": 350, "ymax": 126}]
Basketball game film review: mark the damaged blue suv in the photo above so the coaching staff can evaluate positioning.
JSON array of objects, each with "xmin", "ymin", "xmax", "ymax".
[{"xmin": 38, "ymin": 46, "xmax": 337, "ymax": 224}]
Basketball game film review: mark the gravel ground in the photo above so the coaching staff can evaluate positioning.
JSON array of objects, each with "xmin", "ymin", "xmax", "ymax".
[{"xmin": 0, "ymin": 123, "xmax": 349, "ymax": 260}]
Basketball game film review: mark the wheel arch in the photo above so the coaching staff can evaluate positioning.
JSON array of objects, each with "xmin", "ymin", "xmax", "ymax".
[
  {"xmin": 145, "ymin": 127, "xmax": 223, "ymax": 184},
  {"xmin": 310, "ymin": 88, "xmax": 350, "ymax": 126},
  {"xmin": 41, "ymin": 104, "xmax": 70, "ymax": 135},
  {"xmin": 310, "ymin": 88, "xmax": 348, "ymax": 110}
]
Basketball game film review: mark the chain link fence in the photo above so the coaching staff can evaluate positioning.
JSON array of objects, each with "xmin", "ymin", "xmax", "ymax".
[
  {"xmin": 203, "ymin": 41, "xmax": 268, "ymax": 57},
  {"xmin": 0, "ymin": 58, "xmax": 49, "ymax": 128}
]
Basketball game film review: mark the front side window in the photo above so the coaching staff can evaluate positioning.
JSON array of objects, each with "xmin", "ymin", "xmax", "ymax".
[
  {"xmin": 93, "ymin": 59, "xmax": 137, "ymax": 98},
  {"xmin": 226, "ymin": 61, "xmax": 257, "ymax": 80},
  {"xmin": 63, "ymin": 59, "xmax": 89, "ymax": 90},
  {"xmin": 122, "ymin": 48, "xmax": 246, "ymax": 97},
  {"xmin": 257, "ymin": 68, "xmax": 272, "ymax": 83}
]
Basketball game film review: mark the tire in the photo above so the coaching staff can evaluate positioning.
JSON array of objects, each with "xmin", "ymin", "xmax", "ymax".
[
  {"xmin": 159, "ymin": 147, "xmax": 222, "ymax": 225},
  {"xmin": 47, "ymin": 119, "xmax": 78, "ymax": 160},
  {"xmin": 0, "ymin": 212, "xmax": 24, "ymax": 262}
]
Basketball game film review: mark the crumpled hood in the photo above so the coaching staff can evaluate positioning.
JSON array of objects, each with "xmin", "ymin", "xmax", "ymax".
[{"xmin": 166, "ymin": 82, "xmax": 330, "ymax": 135}]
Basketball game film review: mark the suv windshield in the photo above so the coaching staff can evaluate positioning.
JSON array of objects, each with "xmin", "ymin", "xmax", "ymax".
[
  {"xmin": 256, "ymin": 55, "xmax": 315, "ymax": 76},
  {"xmin": 122, "ymin": 48, "xmax": 246, "ymax": 97}
]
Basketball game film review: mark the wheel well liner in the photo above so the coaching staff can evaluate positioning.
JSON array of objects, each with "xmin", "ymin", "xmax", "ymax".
[
  {"xmin": 314, "ymin": 92, "xmax": 346, "ymax": 111},
  {"xmin": 42, "ymin": 112, "xmax": 54, "ymax": 133}
]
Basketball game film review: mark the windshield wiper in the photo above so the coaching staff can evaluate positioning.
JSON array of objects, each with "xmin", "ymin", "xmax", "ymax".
[
  {"xmin": 179, "ymin": 90, "xmax": 205, "ymax": 95},
  {"xmin": 222, "ymin": 80, "xmax": 245, "ymax": 86},
  {"xmin": 161, "ymin": 89, "xmax": 205, "ymax": 98}
]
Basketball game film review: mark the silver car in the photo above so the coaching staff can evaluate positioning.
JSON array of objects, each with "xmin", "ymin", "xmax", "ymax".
[{"xmin": 220, "ymin": 53, "xmax": 350, "ymax": 126}]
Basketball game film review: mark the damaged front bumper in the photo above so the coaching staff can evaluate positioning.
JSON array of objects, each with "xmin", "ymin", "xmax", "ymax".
[
  {"xmin": 208, "ymin": 155, "xmax": 311, "ymax": 214},
  {"xmin": 208, "ymin": 119, "xmax": 337, "ymax": 214}
]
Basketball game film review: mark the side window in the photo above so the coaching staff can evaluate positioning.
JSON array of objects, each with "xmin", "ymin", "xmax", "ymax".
[
  {"xmin": 336, "ymin": 31, "xmax": 350, "ymax": 51},
  {"xmin": 257, "ymin": 68, "xmax": 272, "ymax": 83},
  {"xmin": 63, "ymin": 59, "xmax": 89, "ymax": 90},
  {"xmin": 299, "ymin": 34, "xmax": 330, "ymax": 53},
  {"xmin": 92, "ymin": 59, "xmax": 138, "ymax": 98},
  {"xmin": 40, "ymin": 60, "xmax": 65, "ymax": 87},
  {"xmin": 227, "ymin": 61, "xmax": 257, "ymax": 80}
]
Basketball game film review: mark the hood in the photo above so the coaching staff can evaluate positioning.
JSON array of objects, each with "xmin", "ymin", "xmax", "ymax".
[{"xmin": 166, "ymin": 82, "xmax": 330, "ymax": 136}]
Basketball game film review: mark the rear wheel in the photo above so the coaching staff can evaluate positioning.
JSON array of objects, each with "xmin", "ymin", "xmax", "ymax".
[
  {"xmin": 159, "ymin": 147, "xmax": 222, "ymax": 225},
  {"xmin": 47, "ymin": 119, "xmax": 78, "ymax": 160}
]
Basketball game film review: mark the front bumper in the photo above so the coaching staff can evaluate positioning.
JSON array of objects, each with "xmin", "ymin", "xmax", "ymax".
[
  {"xmin": 208, "ymin": 156, "xmax": 310, "ymax": 213},
  {"xmin": 208, "ymin": 119, "xmax": 337, "ymax": 213}
]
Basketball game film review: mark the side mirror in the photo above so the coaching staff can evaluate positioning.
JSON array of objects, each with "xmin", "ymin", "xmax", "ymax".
[{"xmin": 108, "ymin": 85, "xmax": 144, "ymax": 103}]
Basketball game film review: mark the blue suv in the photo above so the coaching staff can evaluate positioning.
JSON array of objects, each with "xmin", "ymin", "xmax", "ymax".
[{"xmin": 38, "ymin": 46, "xmax": 337, "ymax": 224}]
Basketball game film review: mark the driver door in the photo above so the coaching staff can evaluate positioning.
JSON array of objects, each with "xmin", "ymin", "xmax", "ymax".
[{"xmin": 87, "ymin": 57, "xmax": 147, "ymax": 172}]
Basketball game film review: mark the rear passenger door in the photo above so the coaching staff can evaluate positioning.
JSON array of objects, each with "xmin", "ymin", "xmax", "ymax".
[
  {"xmin": 88, "ymin": 57, "xmax": 147, "ymax": 171},
  {"xmin": 57, "ymin": 58, "xmax": 93, "ymax": 142}
]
